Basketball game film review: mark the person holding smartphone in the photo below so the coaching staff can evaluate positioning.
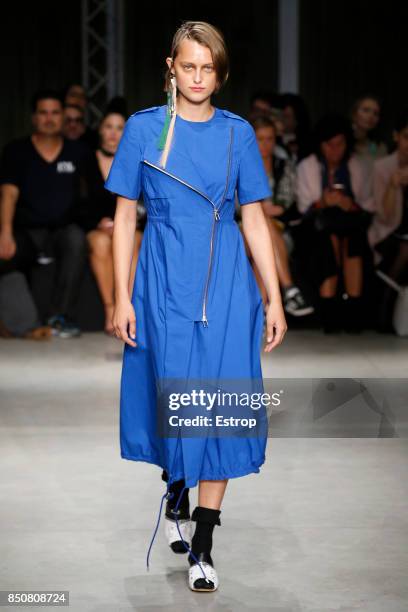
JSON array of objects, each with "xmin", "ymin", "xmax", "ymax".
[{"xmin": 296, "ymin": 114, "xmax": 374, "ymax": 333}]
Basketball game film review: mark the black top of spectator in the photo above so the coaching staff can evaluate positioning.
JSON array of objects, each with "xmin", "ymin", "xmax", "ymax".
[
  {"xmin": 31, "ymin": 89, "xmax": 64, "ymax": 113},
  {"xmin": 0, "ymin": 136, "xmax": 94, "ymax": 228},
  {"xmin": 312, "ymin": 113, "xmax": 355, "ymax": 161}
]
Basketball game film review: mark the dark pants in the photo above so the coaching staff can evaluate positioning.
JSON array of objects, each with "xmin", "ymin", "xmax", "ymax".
[
  {"xmin": 0, "ymin": 223, "xmax": 87, "ymax": 320},
  {"xmin": 295, "ymin": 210, "xmax": 369, "ymax": 289}
]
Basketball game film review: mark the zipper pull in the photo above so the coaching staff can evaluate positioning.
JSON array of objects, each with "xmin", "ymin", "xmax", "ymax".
[
  {"xmin": 201, "ymin": 314, "xmax": 209, "ymax": 327},
  {"xmin": 214, "ymin": 208, "xmax": 220, "ymax": 221}
]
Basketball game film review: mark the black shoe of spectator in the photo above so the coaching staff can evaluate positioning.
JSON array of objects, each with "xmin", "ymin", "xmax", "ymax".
[
  {"xmin": 319, "ymin": 296, "xmax": 342, "ymax": 334},
  {"xmin": 47, "ymin": 314, "xmax": 81, "ymax": 338}
]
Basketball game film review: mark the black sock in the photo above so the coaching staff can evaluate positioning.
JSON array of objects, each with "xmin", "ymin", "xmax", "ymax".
[{"xmin": 191, "ymin": 506, "xmax": 221, "ymax": 556}]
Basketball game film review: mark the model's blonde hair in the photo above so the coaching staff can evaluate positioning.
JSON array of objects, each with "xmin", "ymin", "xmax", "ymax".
[{"xmin": 159, "ymin": 21, "xmax": 229, "ymax": 168}]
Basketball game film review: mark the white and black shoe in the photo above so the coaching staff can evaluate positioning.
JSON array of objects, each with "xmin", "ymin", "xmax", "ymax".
[
  {"xmin": 164, "ymin": 506, "xmax": 193, "ymax": 554},
  {"xmin": 284, "ymin": 286, "xmax": 314, "ymax": 317},
  {"xmin": 188, "ymin": 551, "xmax": 219, "ymax": 592},
  {"xmin": 164, "ymin": 517, "xmax": 193, "ymax": 553}
]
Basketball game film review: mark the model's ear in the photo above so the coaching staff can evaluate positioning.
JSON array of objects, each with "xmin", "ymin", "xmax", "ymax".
[{"xmin": 165, "ymin": 57, "xmax": 173, "ymax": 71}]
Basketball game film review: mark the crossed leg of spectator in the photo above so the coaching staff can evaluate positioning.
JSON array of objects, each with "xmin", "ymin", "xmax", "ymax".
[
  {"xmin": 384, "ymin": 240, "xmax": 408, "ymax": 284},
  {"xmin": 244, "ymin": 222, "xmax": 364, "ymax": 332},
  {"xmin": 318, "ymin": 234, "xmax": 364, "ymax": 333},
  {"xmin": 376, "ymin": 239, "xmax": 408, "ymax": 330},
  {"xmin": 241, "ymin": 217, "xmax": 314, "ymax": 317},
  {"xmin": 87, "ymin": 228, "xmax": 144, "ymax": 335},
  {"xmin": 320, "ymin": 235, "xmax": 363, "ymax": 298}
]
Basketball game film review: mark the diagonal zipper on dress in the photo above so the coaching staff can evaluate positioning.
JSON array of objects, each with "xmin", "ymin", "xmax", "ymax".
[
  {"xmin": 200, "ymin": 126, "xmax": 234, "ymax": 327},
  {"xmin": 142, "ymin": 159, "xmax": 218, "ymax": 208},
  {"xmin": 142, "ymin": 125, "xmax": 234, "ymax": 327}
]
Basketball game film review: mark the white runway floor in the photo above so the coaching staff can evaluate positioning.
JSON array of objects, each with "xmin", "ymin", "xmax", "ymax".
[{"xmin": 1, "ymin": 330, "xmax": 407, "ymax": 611}]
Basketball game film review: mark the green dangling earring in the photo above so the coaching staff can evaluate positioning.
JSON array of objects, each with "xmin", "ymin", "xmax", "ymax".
[{"xmin": 157, "ymin": 75, "xmax": 175, "ymax": 150}]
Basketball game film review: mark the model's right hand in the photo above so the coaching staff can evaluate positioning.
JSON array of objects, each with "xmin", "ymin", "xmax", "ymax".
[
  {"xmin": 0, "ymin": 231, "xmax": 16, "ymax": 260},
  {"xmin": 113, "ymin": 300, "xmax": 137, "ymax": 347}
]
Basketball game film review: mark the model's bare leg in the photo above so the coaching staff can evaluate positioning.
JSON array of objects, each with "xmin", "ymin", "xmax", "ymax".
[
  {"xmin": 87, "ymin": 229, "xmax": 114, "ymax": 333},
  {"xmin": 198, "ymin": 479, "xmax": 228, "ymax": 509}
]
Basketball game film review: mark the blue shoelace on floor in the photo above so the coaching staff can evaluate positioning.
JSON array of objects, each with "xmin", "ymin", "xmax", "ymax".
[{"xmin": 145, "ymin": 428, "xmax": 212, "ymax": 584}]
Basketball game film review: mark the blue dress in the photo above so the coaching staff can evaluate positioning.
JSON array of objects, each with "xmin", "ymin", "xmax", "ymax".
[{"xmin": 104, "ymin": 104, "xmax": 272, "ymax": 490}]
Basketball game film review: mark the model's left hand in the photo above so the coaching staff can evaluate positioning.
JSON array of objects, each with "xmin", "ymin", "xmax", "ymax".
[{"xmin": 264, "ymin": 301, "xmax": 287, "ymax": 352}]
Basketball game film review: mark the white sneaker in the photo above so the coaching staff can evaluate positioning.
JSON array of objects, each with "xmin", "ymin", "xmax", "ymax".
[
  {"xmin": 188, "ymin": 552, "xmax": 219, "ymax": 592},
  {"xmin": 284, "ymin": 286, "xmax": 314, "ymax": 317},
  {"xmin": 164, "ymin": 516, "xmax": 193, "ymax": 553}
]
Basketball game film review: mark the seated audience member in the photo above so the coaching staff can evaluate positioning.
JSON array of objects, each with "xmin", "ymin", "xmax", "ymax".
[
  {"xmin": 249, "ymin": 89, "xmax": 277, "ymax": 115},
  {"xmin": 235, "ymin": 113, "xmax": 314, "ymax": 317},
  {"xmin": 296, "ymin": 114, "xmax": 374, "ymax": 333},
  {"xmin": 351, "ymin": 94, "xmax": 388, "ymax": 161},
  {"xmin": 76, "ymin": 108, "xmax": 147, "ymax": 335},
  {"xmin": 63, "ymin": 103, "xmax": 86, "ymax": 142},
  {"xmin": 63, "ymin": 83, "xmax": 87, "ymax": 110},
  {"xmin": 249, "ymin": 91, "xmax": 291, "ymax": 161},
  {"xmin": 350, "ymin": 94, "xmax": 388, "ymax": 182},
  {"xmin": 368, "ymin": 108, "xmax": 408, "ymax": 331},
  {"xmin": 63, "ymin": 82, "xmax": 98, "ymax": 150},
  {"xmin": 276, "ymin": 92, "xmax": 312, "ymax": 163},
  {"xmin": 0, "ymin": 88, "xmax": 92, "ymax": 338}
]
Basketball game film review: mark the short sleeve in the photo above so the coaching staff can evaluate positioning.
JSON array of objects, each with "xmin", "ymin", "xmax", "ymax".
[
  {"xmin": 0, "ymin": 141, "xmax": 21, "ymax": 188},
  {"xmin": 104, "ymin": 115, "xmax": 143, "ymax": 200},
  {"xmin": 236, "ymin": 123, "xmax": 273, "ymax": 205}
]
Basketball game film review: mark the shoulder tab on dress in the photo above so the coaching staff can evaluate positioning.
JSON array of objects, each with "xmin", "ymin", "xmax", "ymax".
[
  {"xmin": 220, "ymin": 109, "xmax": 247, "ymax": 123},
  {"xmin": 131, "ymin": 106, "xmax": 162, "ymax": 116}
]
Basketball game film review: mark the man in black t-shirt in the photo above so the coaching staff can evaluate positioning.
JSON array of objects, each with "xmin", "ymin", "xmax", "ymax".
[{"xmin": 0, "ymin": 89, "xmax": 91, "ymax": 337}]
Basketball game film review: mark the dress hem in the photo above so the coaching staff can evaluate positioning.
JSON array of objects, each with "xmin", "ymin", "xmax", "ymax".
[{"xmin": 120, "ymin": 452, "xmax": 266, "ymax": 488}]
